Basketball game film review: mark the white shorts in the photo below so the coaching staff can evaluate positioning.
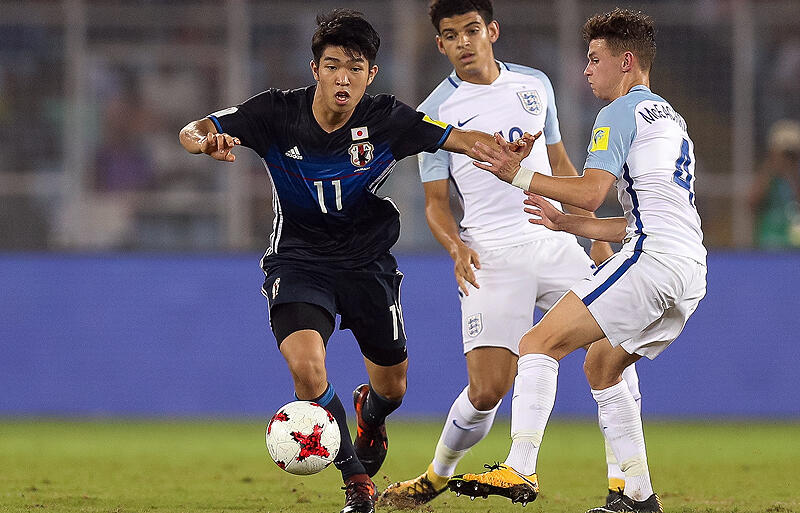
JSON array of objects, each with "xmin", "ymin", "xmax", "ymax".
[
  {"xmin": 571, "ymin": 249, "xmax": 707, "ymax": 360},
  {"xmin": 461, "ymin": 237, "xmax": 594, "ymax": 355}
]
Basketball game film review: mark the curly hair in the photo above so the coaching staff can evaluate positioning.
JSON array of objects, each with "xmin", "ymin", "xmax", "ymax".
[
  {"xmin": 428, "ymin": 0, "xmax": 493, "ymax": 33},
  {"xmin": 312, "ymin": 9, "xmax": 380, "ymax": 65},
  {"xmin": 582, "ymin": 8, "xmax": 656, "ymax": 71}
]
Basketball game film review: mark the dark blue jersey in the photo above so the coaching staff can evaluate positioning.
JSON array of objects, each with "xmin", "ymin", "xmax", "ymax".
[{"xmin": 208, "ymin": 86, "xmax": 452, "ymax": 269}]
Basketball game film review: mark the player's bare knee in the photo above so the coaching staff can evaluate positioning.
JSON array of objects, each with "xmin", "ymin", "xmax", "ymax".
[
  {"xmin": 469, "ymin": 389, "xmax": 503, "ymax": 411},
  {"xmin": 583, "ymin": 358, "xmax": 619, "ymax": 390},
  {"xmin": 467, "ymin": 381, "xmax": 506, "ymax": 410},
  {"xmin": 373, "ymin": 375, "xmax": 406, "ymax": 402},
  {"xmin": 519, "ymin": 329, "xmax": 569, "ymax": 360},
  {"xmin": 287, "ymin": 358, "xmax": 326, "ymax": 387}
]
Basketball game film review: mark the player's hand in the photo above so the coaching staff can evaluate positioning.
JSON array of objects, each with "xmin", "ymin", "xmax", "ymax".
[
  {"xmin": 200, "ymin": 132, "xmax": 241, "ymax": 162},
  {"xmin": 451, "ymin": 244, "xmax": 481, "ymax": 295},
  {"xmin": 472, "ymin": 131, "xmax": 541, "ymax": 183},
  {"xmin": 510, "ymin": 131, "xmax": 540, "ymax": 156},
  {"xmin": 523, "ymin": 191, "xmax": 566, "ymax": 231}
]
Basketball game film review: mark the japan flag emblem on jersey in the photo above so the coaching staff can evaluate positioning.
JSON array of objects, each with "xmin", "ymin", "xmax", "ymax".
[
  {"xmin": 517, "ymin": 90, "xmax": 542, "ymax": 115},
  {"xmin": 349, "ymin": 142, "xmax": 374, "ymax": 167}
]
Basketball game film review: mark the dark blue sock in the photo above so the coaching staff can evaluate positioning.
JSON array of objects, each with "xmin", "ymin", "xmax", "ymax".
[{"xmin": 302, "ymin": 384, "xmax": 366, "ymax": 481}]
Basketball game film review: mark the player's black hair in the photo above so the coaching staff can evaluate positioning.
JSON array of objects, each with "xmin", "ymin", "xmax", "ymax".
[
  {"xmin": 312, "ymin": 9, "xmax": 380, "ymax": 66},
  {"xmin": 582, "ymin": 8, "xmax": 656, "ymax": 71},
  {"xmin": 428, "ymin": 0, "xmax": 494, "ymax": 33}
]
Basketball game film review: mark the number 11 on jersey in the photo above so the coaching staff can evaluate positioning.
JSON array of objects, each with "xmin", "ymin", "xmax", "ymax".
[{"xmin": 313, "ymin": 180, "xmax": 343, "ymax": 213}]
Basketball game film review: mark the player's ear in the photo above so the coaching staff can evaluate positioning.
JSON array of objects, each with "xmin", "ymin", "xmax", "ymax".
[
  {"xmin": 487, "ymin": 20, "xmax": 500, "ymax": 43},
  {"xmin": 366, "ymin": 65, "xmax": 378, "ymax": 86},
  {"xmin": 310, "ymin": 60, "xmax": 320, "ymax": 81},
  {"xmin": 621, "ymin": 51, "xmax": 634, "ymax": 72},
  {"xmin": 436, "ymin": 35, "xmax": 446, "ymax": 55}
]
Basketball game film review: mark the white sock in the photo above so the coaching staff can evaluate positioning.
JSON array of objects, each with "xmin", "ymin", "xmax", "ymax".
[
  {"xmin": 432, "ymin": 386, "xmax": 500, "ymax": 478},
  {"xmin": 593, "ymin": 381, "xmax": 653, "ymax": 501},
  {"xmin": 605, "ymin": 363, "xmax": 642, "ymax": 483},
  {"xmin": 503, "ymin": 353, "xmax": 559, "ymax": 476}
]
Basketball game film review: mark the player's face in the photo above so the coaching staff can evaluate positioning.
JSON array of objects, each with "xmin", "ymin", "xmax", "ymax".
[
  {"xmin": 311, "ymin": 45, "xmax": 378, "ymax": 115},
  {"xmin": 436, "ymin": 12, "xmax": 499, "ymax": 81},
  {"xmin": 584, "ymin": 39, "xmax": 625, "ymax": 101}
]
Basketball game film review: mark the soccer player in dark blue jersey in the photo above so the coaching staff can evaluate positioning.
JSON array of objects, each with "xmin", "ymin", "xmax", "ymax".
[{"xmin": 179, "ymin": 9, "xmax": 519, "ymax": 513}]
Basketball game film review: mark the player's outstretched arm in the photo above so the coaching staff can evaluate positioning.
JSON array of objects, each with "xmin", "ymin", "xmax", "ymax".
[
  {"xmin": 523, "ymin": 192, "xmax": 627, "ymax": 243},
  {"xmin": 440, "ymin": 128, "xmax": 536, "ymax": 163},
  {"xmin": 546, "ymin": 141, "xmax": 614, "ymax": 263},
  {"xmin": 179, "ymin": 118, "xmax": 241, "ymax": 162},
  {"xmin": 472, "ymin": 134, "xmax": 615, "ymax": 212},
  {"xmin": 423, "ymin": 180, "xmax": 481, "ymax": 295}
]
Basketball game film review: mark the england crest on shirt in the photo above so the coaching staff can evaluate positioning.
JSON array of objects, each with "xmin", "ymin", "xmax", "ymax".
[{"xmin": 517, "ymin": 90, "xmax": 542, "ymax": 115}]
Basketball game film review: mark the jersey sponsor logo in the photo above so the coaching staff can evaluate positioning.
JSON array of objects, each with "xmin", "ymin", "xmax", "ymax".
[
  {"xmin": 516, "ymin": 90, "xmax": 542, "ymax": 115},
  {"xmin": 351, "ymin": 126, "xmax": 369, "ymax": 140},
  {"xmin": 349, "ymin": 141, "xmax": 374, "ymax": 167},
  {"xmin": 422, "ymin": 114, "xmax": 449, "ymax": 130},
  {"xmin": 590, "ymin": 126, "xmax": 610, "ymax": 151},
  {"xmin": 271, "ymin": 277, "xmax": 280, "ymax": 299},
  {"xmin": 466, "ymin": 313, "xmax": 483, "ymax": 337},
  {"xmin": 457, "ymin": 114, "xmax": 479, "ymax": 127},
  {"xmin": 284, "ymin": 146, "xmax": 303, "ymax": 160}
]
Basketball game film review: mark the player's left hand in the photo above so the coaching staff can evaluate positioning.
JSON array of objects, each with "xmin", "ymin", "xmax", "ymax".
[
  {"xmin": 523, "ymin": 191, "xmax": 566, "ymax": 231},
  {"xmin": 472, "ymin": 131, "xmax": 541, "ymax": 183}
]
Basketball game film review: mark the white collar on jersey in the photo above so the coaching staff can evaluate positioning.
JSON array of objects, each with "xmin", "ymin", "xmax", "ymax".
[{"xmin": 448, "ymin": 60, "xmax": 509, "ymax": 87}]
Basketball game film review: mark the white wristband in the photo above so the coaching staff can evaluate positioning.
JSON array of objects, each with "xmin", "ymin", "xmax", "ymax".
[{"xmin": 511, "ymin": 166, "xmax": 535, "ymax": 190}]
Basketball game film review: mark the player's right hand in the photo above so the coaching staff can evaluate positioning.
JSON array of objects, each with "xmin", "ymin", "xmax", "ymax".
[
  {"xmin": 451, "ymin": 245, "xmax": 481, "ymax": 295},
  {"xmin": 200, "ymin": 132, "xmax": 241, "ymax": 162},
  {"xmin": 523, "ymin": 191, "xmax": 566, "ymax": 232}
]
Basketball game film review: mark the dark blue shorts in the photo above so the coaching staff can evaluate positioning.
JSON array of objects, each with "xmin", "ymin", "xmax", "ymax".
[{"xmin": 262, "ymin": 253, "xmax": 407, "ymax": 366}]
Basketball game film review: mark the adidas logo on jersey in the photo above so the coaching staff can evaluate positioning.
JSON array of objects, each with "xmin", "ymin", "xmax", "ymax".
[{"xmin": 285, "ymin": 146, "xmax": 303, "ymax": 160}]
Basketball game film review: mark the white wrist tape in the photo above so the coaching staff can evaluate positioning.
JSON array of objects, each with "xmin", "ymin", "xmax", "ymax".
[{"xmin": 511, "ymin": 166, "xmax": 535, "ymax": 190}]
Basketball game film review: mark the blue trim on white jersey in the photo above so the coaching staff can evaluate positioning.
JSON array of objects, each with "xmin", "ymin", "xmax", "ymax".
[
  {"xmin": 208, "ymin": 115, "xmax": 223, "ymax": 133},
  {"xmin": 502, "ymin": 62, "xmax": 561, "ymax": 144},
  {"xmin": 581, "ymin": 165, "xmax": 647, "ymax": 306},
  {"xmin": 623, "ymin": 163, "xmax": 645, "ymax": 235}
]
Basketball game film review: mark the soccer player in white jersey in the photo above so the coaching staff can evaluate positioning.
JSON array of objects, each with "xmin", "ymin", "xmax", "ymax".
[
  {"xmin": 455, "ymin": 9, "xmax": 707, "ymax": 513},
  {"xmin": 380, "ymin": 1, "xmax": 641, "ymax": 508}
]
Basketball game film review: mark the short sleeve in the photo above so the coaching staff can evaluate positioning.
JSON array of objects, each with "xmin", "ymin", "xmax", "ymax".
[
  {"xmin": 584, "ymin": 99, "xmax": 637, "ymax": 177},
  {"xmin": 388, "ymin": 100, "xmax": 453, "ymax": 160},
  {"xmin": 540, "ymin": 74, "xmax": 562, "ymax": 144},
  {"xmin": 207, "ymin": 90, "xmax": 280, "ymax": 154},
  {"xmin": 418, "ymin": 149, "xmax": 450, "ymax": 183}
]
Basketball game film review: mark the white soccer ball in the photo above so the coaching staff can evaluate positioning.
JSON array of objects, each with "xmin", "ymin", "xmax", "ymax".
[{"xmin": 265, "ymin": 400, "xmax": 340, "ymax": 475}]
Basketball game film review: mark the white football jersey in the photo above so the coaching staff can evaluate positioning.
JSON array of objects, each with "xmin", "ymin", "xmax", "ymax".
[
  {"xmin": 585, "ymin": 85, "xmax": 706, "ymax": 264},
  {"xmin": 418, "ymin": 62, "xmax": 575, "ymax": 250}
]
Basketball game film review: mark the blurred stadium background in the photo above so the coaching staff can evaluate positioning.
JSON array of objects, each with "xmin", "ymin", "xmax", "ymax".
[{"xmin": 2, "ymin": 0, "xmax": 799, "ymax": 421}]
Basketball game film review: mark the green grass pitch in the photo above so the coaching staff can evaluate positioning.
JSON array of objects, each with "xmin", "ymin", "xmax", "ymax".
[{"xmin": 1, "ymin": 419, "xmax": 798, "ymax": 512}]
